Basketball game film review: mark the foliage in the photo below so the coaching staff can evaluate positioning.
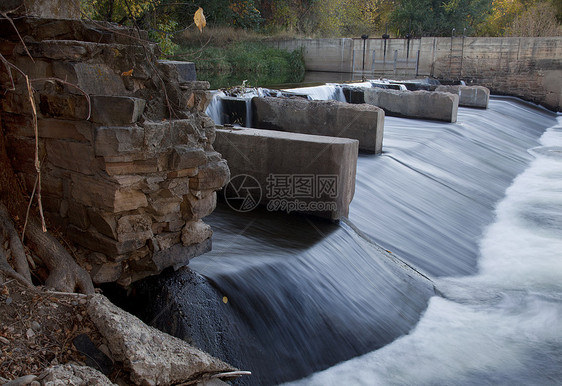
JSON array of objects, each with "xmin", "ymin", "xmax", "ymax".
[
  {"xmin": 477, "ymin": 0, "xmax": 561, "ymax": 36},
  {"xmin": 389, "ymin": 0, "xmax": 493, "ymax": 36},
  {"xmin": 175, "ymin": 42, "xmax": 305, "ymax": 88},
  {"xmin": 506, "ymin": 1, "xmax": 562, "ymax": 36}
]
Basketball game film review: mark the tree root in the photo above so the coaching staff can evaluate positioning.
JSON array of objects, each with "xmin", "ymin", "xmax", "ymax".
[
  {"xmin": 24, "ymin": 217, "xmax": 94, "ymax": 294},
  {"xmin": 0, "ymin": 203, "xmax": 32, "ymax": 283}
]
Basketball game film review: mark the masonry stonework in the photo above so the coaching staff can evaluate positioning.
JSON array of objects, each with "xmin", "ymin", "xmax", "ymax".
[{"xmin": 0, "ymin": 17, "xmax": 229, "ymax": 285}]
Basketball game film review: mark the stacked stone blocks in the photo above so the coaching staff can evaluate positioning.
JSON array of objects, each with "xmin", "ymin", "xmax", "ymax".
[{"xmin": 0, "ymin": 18, "xmax": 229, "ymax": 285}]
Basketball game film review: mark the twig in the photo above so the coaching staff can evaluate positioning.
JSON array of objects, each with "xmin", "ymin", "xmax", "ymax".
[
  {"xmin": 0, "ymin": 53, "xmax": 16, "ymax": 91},
  {"xmin": 0, "ymin": 11, "xmax": 34, "ymax": 62},
  {"xmin": 211, "ymin": 371, "xmax": 252, "ymax": 378},
  {"xmin": 25, "ymin": 74, "xmax": 46, "ymax": 233}
]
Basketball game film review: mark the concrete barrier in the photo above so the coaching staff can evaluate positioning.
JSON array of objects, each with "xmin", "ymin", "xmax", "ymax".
[
  {"xmin": 364, "ymin": 88, "xmax": 459, "ymax": 122},
  {"xmin": 214, "ymin": 127, "xmax": 359, "ymax": 220},
  {"xmin": 252, "ymin": 97, "xmax": 384, "ymax": 153},
  {"xmin": 435, "ymin": 85, "xmax": 490, "ymax": 108}
]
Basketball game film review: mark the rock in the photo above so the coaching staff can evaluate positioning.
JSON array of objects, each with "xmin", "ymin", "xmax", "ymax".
[
  {"xmin": 181, "ymin": 220, "xmax": 213, "ymax": 246},
  {"xmin": 116, "ymin": 214, "xmax": 153, "ymax": 243},
  {"xmin": 91, "ymin": 96, "xmax": 146, "ymax": 125},
  {"xmin": 2, "ymin": 374, "xmax": 37, "ymax": 386},
  {"xmin": 94, "ymin": 126, "xmax": 145, "ymax": 158},
  {"xmin": 72, "ymin": 334, "xmax": 114, "ymax": 375},
  {"xmin": 87, "ymin": 294, "xmax": 236, "ymax": 385},
  {"xmin": 91, "ymin": 262, "xmax": 123, "ymax": 284},
  {"xmin": 189, "ymin": 160, "xmax": 230, "ymax": 191},
  {"xmin": 52, "ymin": 62, "xmax": 127, "ymax": 96},
  {"xmin": 169, "ymin": 146, "xmax": 207, "ymax": 170},
  {"xmin": 39, "ymin": 364, "xmax": 115, "ymax": 385},
  {"xmin": 157, "ymin": 60, "xmax": 197, "ymax": 83}
]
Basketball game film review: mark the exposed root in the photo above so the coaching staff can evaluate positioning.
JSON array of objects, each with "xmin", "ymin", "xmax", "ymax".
[
  {"xmin": 0, "ymin": 203, "xmax": 32, "ymax": 283},
  {"xmin": 24, "ymin": 217, "xmax": 94, "ymax": 294}
]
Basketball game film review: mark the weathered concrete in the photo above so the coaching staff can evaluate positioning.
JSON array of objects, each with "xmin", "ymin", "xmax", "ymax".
[
  {"xmin": 365, "ymin": 88, "xmax": 459, "ymax": 122},
  {"xmin": 252, "ymin": 97, "xmax": 384, "ymax": 153},
  {"xmin": 436, "ymin": 85, "xmax": 490, "ymax": 109},
  {"xmin": 87, "ymin": 294, "xmax": 237, "ymax": 385},
  {"xmin": 272, "ymin": 37, "xmax": 562, "ymax": 111},
  {"xmin": 214, "ymin": 127, "xmax": 359, "ymax": 220}
]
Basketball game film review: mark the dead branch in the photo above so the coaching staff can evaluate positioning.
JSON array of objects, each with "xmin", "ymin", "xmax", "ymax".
[{"xmin": 0, "ymin": 11, "xmax": 34, "ymax": 62}]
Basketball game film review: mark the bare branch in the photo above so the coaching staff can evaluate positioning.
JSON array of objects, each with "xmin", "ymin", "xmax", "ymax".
[{"xmin": 0, "ymin": 12, "xmax": 34, "ymax": 62}]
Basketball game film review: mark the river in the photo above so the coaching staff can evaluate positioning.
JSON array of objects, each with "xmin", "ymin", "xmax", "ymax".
[{"xmin": 190, "ymin": 93, "xmax": 561, "ymax": 385}]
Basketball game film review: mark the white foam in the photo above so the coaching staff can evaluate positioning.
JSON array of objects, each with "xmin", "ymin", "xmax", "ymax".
[{"xmin": 283, "ymin": 118, "xmax": 562, "ymax": 386}]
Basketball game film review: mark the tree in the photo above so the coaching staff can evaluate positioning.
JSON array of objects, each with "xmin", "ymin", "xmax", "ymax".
[
  {"xmin": 390, "ymin": 0, "xmax": 492, "ymax": 36},
  {"xmin": 506, "ymin": 1, "xmax": 562, "ymax": 36}
]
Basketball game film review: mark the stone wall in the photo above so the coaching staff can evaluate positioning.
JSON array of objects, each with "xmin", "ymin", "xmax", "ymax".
[
  {"xmin": 0, "ymin": 18, "xmax": 229, "ymax": 285},
  {"xmin": 272, "ymin": 37, "xmax": 562, "ymax": 111}
]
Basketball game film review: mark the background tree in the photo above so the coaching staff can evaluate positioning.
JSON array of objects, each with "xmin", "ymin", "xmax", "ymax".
[{"xmin": 389, "ymin": 0, "xmax": 492, "ymax": 36}]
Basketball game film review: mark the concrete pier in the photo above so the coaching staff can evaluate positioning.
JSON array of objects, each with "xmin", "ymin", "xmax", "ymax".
[
  {"xmin": 364, "ymin": 88, "xmax": 459, "ymax": 122},
  {"xmin": 436, "ymin": 85, "xmax": 490, "ymax": 108},
  {"xmin": 214, "ymin": 127, "xmax": 359, "ymax": 220},
  {"xmin": 252, "ymin": 97, "xmax": 384, "ymax": 153}
]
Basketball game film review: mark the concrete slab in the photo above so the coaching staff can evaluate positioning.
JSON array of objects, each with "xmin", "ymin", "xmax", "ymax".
[
  {"xmin": 252, "ymin": 97, "xmax": 384, "ymax": 153},
  {"xmin": 436, "ymin": 85, "xmax": 490, "ymax": 108},
  {"xmin": 364, "ymin": 88, "xmax": 459, "ymax": 122},
  {"xmin": 214, "ymin": 127, "xmax": 359, "ymax": 220}
]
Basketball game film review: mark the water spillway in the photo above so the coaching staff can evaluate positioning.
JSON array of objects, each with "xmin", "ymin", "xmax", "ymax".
[{"xmin": 138, "ymin": 95, "xmax": 561, "ymax": 385}]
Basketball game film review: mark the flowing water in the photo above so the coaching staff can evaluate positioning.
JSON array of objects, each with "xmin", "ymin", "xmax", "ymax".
[{"xmin": 190, "ymin": 93, "xmax": 561, "ymax": 385}]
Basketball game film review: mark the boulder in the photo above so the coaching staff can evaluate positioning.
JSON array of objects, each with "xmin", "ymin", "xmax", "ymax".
[{"xmin": 87, "ymin": 294, "xmax": 236, "ymax": 385}]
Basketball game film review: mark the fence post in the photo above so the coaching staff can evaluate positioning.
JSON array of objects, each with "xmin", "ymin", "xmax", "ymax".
[{"xmin": 393, "ymin": 50, "xmax": 398, "ymax": 74}]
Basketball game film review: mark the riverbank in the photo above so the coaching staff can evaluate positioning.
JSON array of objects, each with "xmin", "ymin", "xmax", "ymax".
[{"xmin": 171, "ymin": 28, "xmax": 306, "ymax": 89}]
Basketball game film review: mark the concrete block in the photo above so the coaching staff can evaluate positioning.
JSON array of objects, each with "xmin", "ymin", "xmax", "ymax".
[
  {"xmin": 364, "ymin": 88, "xmax": 459, "ymax": 122},
  {"xmin": 214, "ymin": 127, "xmax": 358, "ymax": 220},
  {"xmin": 91, "ymin": 96, "xmax": 146, "ymax": 125},
  {"xmin": 252, "ymin": 97, "xmax": 384, "ymax": 153},
  {"xmin": 435, "ymin": 85, "xmax": 490, "ymax": 108}
]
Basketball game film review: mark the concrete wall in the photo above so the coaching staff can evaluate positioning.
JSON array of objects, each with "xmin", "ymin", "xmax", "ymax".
[
  {"xmin": 214, "ymin": 127, "xmax": 358, "ymax": 220},
  {"xmin": 272, "ymin": 36, "xmax": 562, "ymax": 111}
]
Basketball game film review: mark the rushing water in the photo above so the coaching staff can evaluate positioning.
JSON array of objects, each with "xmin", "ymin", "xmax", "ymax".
[
  {"xmin": 286, "ymin": 112, "xmax": 562, "ymax": 385},
  {"xmin": 190, "ymin": 93, "xmax": 561, "ymax": 385}
]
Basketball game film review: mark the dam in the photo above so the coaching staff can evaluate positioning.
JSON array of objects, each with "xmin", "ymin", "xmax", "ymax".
[{"xmin": 137, "ymin": 90, "xmax": 562, "ymax": 385}]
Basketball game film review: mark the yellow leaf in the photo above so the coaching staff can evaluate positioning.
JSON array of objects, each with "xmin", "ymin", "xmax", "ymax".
[
  {"xmin": 194, "ymin": 7, "xmax": 206, "ymax": 33},
  {"xmin": 121, "ymin": 69, "xmax": 133, "ymax": 77}
]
